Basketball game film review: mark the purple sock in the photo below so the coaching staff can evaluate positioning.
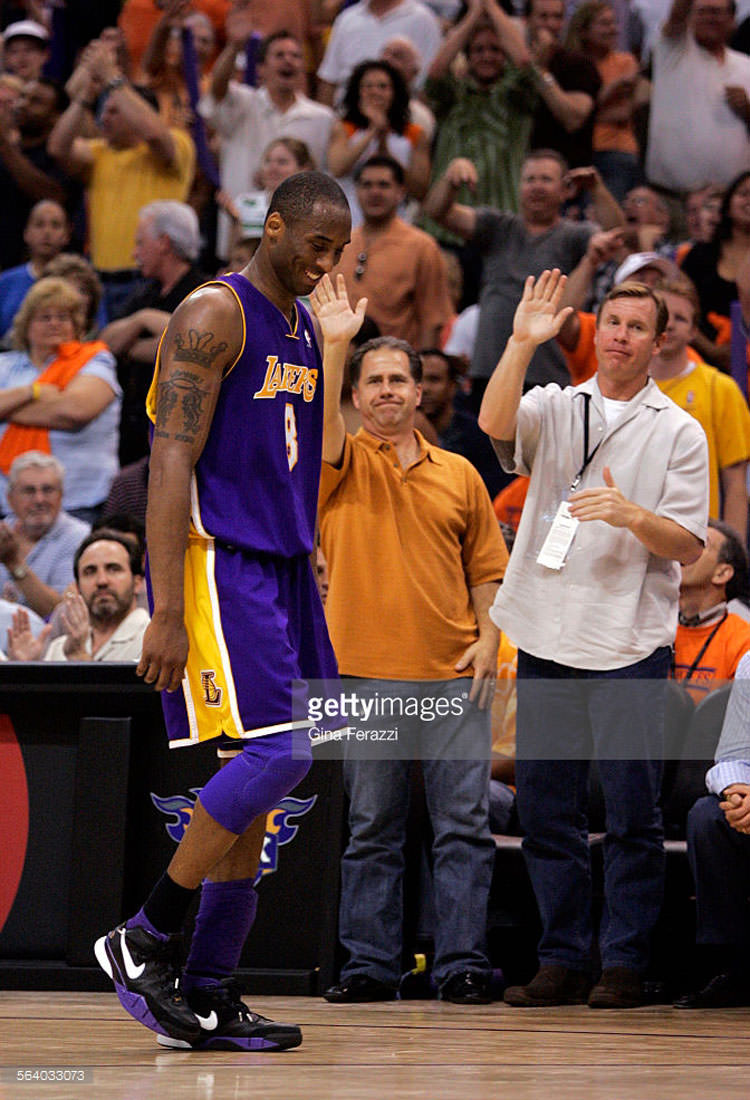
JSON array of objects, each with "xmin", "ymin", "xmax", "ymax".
[
  {"xmin": 126, "ymin": 909, "xmax": 167, "ymax": 939},
  {"xmin": 182, "ymin": 877, "xmax": 258, "ymax": 991}
]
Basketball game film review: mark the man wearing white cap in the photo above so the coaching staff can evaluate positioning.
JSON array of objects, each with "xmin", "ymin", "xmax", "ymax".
[{"xmin": 2, "ymin": 21, "xmax": 49, "ymax": 85}]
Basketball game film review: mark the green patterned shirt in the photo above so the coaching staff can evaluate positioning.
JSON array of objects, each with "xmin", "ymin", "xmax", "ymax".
[{"xmin": 421, "ymin": 65, "xmax": 538, "ymax": 246}]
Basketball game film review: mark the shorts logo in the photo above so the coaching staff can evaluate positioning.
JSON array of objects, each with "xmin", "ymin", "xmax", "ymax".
[{"xmin": 200, "ymin": 670, "xmax": 222, "ymax": 707}]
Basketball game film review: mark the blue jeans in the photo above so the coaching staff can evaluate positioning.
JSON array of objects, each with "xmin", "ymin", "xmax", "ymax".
[
  {"xmin": 593, "ymin": 150, "xmax": 643, "ymax": 205},
  {"xmin": 688, "ymin": 795, "xmax": 750, "ymax": 949},
  {"xmin": 515, "ymin": 647, "xmax": 670, "ymax": 972},
  {"xmin": 338, "ymin": 678, "xmax": 494, "ymax": 987}
]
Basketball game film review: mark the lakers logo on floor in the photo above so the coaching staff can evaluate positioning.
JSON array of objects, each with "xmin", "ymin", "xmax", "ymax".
[{"xmin": 200, "ymin": 670, "xmax": 223, "ymax": 707}]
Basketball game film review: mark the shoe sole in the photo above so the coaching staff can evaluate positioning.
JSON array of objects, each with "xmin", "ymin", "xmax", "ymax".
[
  {"xmin": 157, "ymin": 1029, "xmax": 303, "ymax": 1051},
  {"xmin": 94, "ymin": 934, "xmax": 198, "ymax": 1042}
]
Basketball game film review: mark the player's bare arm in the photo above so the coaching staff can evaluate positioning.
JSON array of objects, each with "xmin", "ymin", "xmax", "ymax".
[
  {"xmin": 311, "ymin": 273, "xmax": 367, "ymax": 467},
  {"xmin": 138, "ymin": 286, "xmax": 243, "ymax": 693}
]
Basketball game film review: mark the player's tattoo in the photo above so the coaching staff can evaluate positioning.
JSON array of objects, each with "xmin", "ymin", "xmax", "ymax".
[
  {"xmin": 173, "ymin": 328, "xmax": 228, "ymax": 369},
  {"xmin": 156, "ymin": 369, "xmax": 208, "ymax": 441}
]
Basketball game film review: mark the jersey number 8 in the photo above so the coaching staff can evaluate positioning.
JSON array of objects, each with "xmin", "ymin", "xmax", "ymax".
[{"xmin": 285, "ymin": 403, "xmax": 298, "ymax": 471}]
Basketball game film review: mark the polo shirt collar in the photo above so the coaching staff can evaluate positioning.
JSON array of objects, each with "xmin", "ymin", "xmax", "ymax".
[{"xmin": 354, "ymin": 426, "xmax": 443, "ymax": 464}]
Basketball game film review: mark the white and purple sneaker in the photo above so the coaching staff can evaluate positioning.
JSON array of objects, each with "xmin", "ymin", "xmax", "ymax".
[
  {"xmin": 156, "ymin": 979, "xmax": 302, "ymax": 1051},
  {"xmin": 94, "ymin": 924, "xmax": 200, "ymax": 1042}
]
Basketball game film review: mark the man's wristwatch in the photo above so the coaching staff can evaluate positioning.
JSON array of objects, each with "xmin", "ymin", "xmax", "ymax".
[{"xmin": 10, "ymin": 564, "xmax": 28, "ymax": 581}]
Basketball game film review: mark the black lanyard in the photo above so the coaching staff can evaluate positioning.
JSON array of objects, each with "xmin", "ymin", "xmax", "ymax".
[
  {"xmin": 672, "ymin": 611, "xmax": 729, "ymax": 683},
  {"xmin": 571, "ymin": 394, "xmax": 602, "ymax": 491}
]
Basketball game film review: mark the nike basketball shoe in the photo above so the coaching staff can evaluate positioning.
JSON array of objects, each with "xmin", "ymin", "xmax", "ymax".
[
  {"xmin": 94, "ymin": 924, "xmax": 200, "ymax": 1042},
  {"xmin": 156, "ymin": 978, "xmax": 302, "ymax": 1051}
]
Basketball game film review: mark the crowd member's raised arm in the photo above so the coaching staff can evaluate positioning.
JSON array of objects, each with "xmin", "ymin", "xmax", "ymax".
[
  {"xmin": 478, "ymin": 269, "xmax": 572, "ymax": 441},
  {"xmin": 310, "ymin": 273, "xmax": 366, "ymax": 468}
]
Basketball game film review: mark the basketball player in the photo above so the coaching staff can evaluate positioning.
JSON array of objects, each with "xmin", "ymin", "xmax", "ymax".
[{"xmin": 94, "ymin": 172, "xmax": 355, "ymax": 1050}]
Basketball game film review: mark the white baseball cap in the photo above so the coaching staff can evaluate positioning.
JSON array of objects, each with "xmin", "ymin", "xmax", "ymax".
[
  {"xmin": 3, "ymin": 20, "xmax": 49, "ymax": 44},
  {"xmin": 613, "ymin": 252, "xmax": 678, "ymax": 286}
]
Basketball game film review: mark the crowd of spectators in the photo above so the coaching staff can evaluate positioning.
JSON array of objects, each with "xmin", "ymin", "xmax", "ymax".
[{"xmin": 2, "ymin": 0, "xmax": 750, "ymax": 1007}]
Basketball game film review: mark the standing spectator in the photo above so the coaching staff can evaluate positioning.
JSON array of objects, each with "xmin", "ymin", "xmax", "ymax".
[
  {"xmin": 334, "ymin": 156, "xmax": 453, "ymax": 349},
  {"xmin": 424, "ymin": 150, "xmax": 621, "ymax": 400},
  {"xmin": 199, "ymin": 16, "xmax": 334, "ymax": 259},
  {"xmin": 0, "ymin": 276, "xmax": 121, "ymax": 522},
  {"xmin": 100, "ymin": 200, "xmax": 207, "ymax": 465},
  {"xmin": 0, "ymin": 451, "xmax": 89, "ymax": 618},
  {"xmin": 48, "ymin": 37, "xmax": 196, "ymax": 318},
  {"xmin": 328, "ymin": 59, "xmax": 431, "ymax": 226},
  {"xmin": 565, "ymin": 1, "xmax": 647, "ymax": 202},
  {"xmin": 421, "ymin": 0, "xmax": 536, "ymax": 258},
  {"xmin": 380, "ymin": 35, "xmax": 436, "ymax": 138},
  {"xmin": 649, "ymin": 276, "xmax": 750, "ymax": 535},
  {"xmin": 681, "ymin": 171, "xmax": 750, "ymax": 370},
  {"xmin": 141, "ymin": 2, "xmax": 217, "ymax": 129},
  {"xmin": 317, "ymin": 0, "xmax": 442, "ymax": 105},
  {"xmin": 525, "ymin": 0, "xmax": 602, "ymax": 168},
  {"xmin": 0, "ymin": 199, "xmax": 70, "ymax": 340},
  {"xmin": 647, "ymin": 0, "xmax": 750, "ymax": 194},
  {"xmin": 2, "ymin": 21, "xmax": 49, "ymax": 85},
  {"xmin": 315, "ymin": 283, "xmax": 508, "ymax": 1005},
  {"xmin": 0, "ymin": 77, "xmax": 70, "ymax": 272},
  {"xmin": 479, "ymin": 271, "xmax": 708, "ymax": 1008},
  {"xmin": 419, "ymin": 347, "xmax": 504, "ymax": 496}
]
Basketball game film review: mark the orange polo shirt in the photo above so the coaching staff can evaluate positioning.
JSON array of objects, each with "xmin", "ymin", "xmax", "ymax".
[
  {"xmin": 673, "ymin": 613, "xmax": 750, "ymax": 702},
  {"xmin": 319, "ymin": 429, "xmax": 508, "ymax": 680}
]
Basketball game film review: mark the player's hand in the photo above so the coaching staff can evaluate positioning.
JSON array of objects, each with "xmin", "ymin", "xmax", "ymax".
[
  {"xmin": 455, "ymin": 635, "xmax": 498, "ymax": 709},
  {"xmin": 310, "ymin": 274, "xmax": 367, "ymax": 347},
  {"xmin": 137, "ymin": 612, "xmax": 189, "ymax": 692},
  {"xmin": 512, "ymin": 269, "xmax": 573, "ymax": 347},
  {"xmin": 568, "ymin": 466, "xmax": 638, "ymax": 528}
]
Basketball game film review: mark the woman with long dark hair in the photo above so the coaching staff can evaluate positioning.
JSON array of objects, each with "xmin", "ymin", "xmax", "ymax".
[
  {"xmin": 681, "ymin": 171, "xmax": 750, "ymax": 370},
  {"xmin": 327, "ymin": 59, "xmax": 431, "ymax": 226}
]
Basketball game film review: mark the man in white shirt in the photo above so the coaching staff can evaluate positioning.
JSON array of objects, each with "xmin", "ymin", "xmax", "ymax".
[
  {"xmin": 199, "ymin": 13, "xmax": 335, "ymax": 258},
  {"xmin": 647, "ymin": 0, "xmax": 750, "ymax": 192},
  {"xmin": 478, "ymin": 270, "xmax": 708, "ymax": 1009},
  {"xmin": 317, "ymin": 0, "xmax": 442, "ymax": 105}
]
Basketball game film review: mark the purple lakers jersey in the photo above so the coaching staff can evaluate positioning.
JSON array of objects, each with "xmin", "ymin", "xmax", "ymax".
[{"xmin": 190, "ymin": 273, "xmax": 323, "ymax": 557}]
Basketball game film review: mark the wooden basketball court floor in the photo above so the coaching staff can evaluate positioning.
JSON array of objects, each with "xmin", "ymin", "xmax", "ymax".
[{"xmin": 2, "ymin": 992, "xmax": 749, "ymax": 1099}]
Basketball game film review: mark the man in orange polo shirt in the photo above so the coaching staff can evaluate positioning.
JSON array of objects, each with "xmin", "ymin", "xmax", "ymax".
[{"xmin": 312, "ymin": 274, "xmax": 508, "ymax": 1006}]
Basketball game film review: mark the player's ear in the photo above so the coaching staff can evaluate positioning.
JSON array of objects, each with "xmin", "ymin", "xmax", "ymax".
[{"xmin": 265, "ymin": 211, "xmax": 285, "ymax": 241}]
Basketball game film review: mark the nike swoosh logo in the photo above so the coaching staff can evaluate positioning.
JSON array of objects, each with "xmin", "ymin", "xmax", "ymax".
[
  {"xmin": 195, "ymin": 1011, "xmax": 219, "ymax": 1031},
  {"xmin": 119, "ymin": 929, "xmax": 146, "ymax": 980}
]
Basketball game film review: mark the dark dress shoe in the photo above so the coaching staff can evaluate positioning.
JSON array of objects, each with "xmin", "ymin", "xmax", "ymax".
[
  {"xmin": 674, "ymin": 972, "xmax": 750, "ymax": 1009},
  {"xmin": 323, "ymin": 975, "xmax": 398, "ymax": 1003},
  {"xmin": 439, "ymin": 971, "xmax": 492, "ymax": 1005}
]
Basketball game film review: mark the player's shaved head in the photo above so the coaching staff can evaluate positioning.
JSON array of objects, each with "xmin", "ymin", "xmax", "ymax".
[{"xmin": 266, "ymin": 171, "xmax": 350, "ymax": 228}]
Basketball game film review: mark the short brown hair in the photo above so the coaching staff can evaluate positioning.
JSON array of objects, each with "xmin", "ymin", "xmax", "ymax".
[
  {"xmin": 11, "ymin": 276, "xmax": 84, "ymax": 351},
  {"xmin": 596, "ymin": 281, "xmax": 669, "ymax": 338},
  {"xmin": 652, "ymin": 276, "xmax": 700, "ymax": 326}
]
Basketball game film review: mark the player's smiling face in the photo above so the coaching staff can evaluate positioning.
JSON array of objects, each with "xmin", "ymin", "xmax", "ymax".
[{"xmin": 275, "ymin": 202, "xmax": 351, "ymax": 296}]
